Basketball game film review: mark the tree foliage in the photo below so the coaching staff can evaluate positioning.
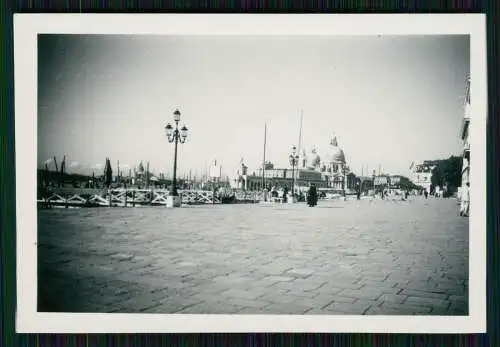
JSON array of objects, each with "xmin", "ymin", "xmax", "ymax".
[
  {"xmin": 397, "ymin": 176, "xmax": 421, "ymax": 190},
  {"xmin": 430, "ymin": 155, "xmax": 463, "ymax": 192}
]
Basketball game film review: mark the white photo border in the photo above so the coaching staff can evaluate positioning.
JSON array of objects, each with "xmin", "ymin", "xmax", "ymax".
[{"xmin": 14, "ymin": 13, "xmax": 487, "ymax": 333}]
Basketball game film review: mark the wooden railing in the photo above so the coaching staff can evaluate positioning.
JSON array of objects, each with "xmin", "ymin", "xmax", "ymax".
[{"xmin": 37, "ymin": 188, "xmax": 265, "ymax": 208}]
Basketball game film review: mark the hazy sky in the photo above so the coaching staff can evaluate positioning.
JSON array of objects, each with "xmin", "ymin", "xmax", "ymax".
[{"xmin": 38, "ymin": 34, "xmax": 469, "ymax": 178}]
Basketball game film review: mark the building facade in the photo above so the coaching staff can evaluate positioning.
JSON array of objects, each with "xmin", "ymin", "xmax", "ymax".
[
  {"xmin": 460, "ymin": 74, "xmax": 471, "ymax": 190},
  {"xmin": 410, "ymin": 162, "xmax": 435, "ymax": 193}
]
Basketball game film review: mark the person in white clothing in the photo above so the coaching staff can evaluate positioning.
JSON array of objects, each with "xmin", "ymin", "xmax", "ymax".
[{"xmin": 460, "ymin": 183, "xmax": 470, "ymax": 217}]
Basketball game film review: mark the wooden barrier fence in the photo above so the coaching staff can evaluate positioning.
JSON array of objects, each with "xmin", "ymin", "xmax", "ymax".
[{"xmin": 37, "ymin": 188, "xmax": 264, "ymax": 208}]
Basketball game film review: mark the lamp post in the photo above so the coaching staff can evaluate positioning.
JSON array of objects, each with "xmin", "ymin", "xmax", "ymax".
[
  {"xmin": 342, "ymin": 165, "xmax": 349, "ymax": 197},
  {"xmin": 289, "ymin": 145, "xmax": 300, "ymax": 198},
  {"xmin": 165, "ymin": 109, "xmax": 188, "ymax": 207}
]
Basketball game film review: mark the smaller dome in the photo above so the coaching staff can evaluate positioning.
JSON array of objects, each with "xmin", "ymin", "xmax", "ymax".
[
  {"xmin": 309, "ymin": 147, "xmax": 321, "ymax": 167},
  {"xmin": 304, "ymin": 147, "xmax": 321, "ymax": 169},
  {"xmin": 311, "ymin": 153, "xmax": 321, "ymax": 167}
]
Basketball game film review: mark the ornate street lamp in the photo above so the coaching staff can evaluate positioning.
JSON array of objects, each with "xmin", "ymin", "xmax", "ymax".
[
  {"xmin": 165, "ymin": 109, "xmax": 188, "ymax": 202},
  {"xmin": 289, "ymin": 145, "xmax": 300, "ymax": 197}
]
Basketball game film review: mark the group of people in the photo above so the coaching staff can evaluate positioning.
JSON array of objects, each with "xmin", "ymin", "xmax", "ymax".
[
  {"xmin": 264, "ymin": 185, "xmax": 289, "ymax": 203},
  {"xmin": 377, "ymin": 189, "xmax": 411, "ymax": 201},
  {"xmin": 262, "ymin": 183, "xmax": 319, "ymax": 207}
]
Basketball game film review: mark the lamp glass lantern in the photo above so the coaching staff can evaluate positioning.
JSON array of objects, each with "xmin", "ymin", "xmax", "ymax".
[
  {"xmin": 180, "ymin": 125, "xmax": 188, "ymax": 140},
  {"xmin": 165, "ymin": 123, "xmax": 173, "ymax": 138},
  {"xmin": 173, "ymin": 109, "xmax": 181, "ymax": 122}
]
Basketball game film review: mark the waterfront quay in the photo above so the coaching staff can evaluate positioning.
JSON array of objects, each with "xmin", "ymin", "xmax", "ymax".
[{"xmin": 38, "ymin": 197, "xmax": 468, "ymax": 315}]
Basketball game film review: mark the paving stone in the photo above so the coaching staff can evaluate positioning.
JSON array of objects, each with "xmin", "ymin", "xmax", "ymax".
[
  {"xmin": 262, "ymin": 303, "xmax": 313, "ymax": 315},
  {"xmin": 404, "ymin": 296, "xmax": 450, "ymax": 310},
  {"xmin": 376, "ymin": 293, "xmax": 408, "ymax": 305},
  {"xmin": 143, "ymin": 296, "xmax": 203, "ymax": 313},
  {"xmin": 210, "ymin": 275, "xmax": 254, "ymax": 286},
  {"xmin": 379, "ymin": 302, "xmax": 433, "ymax": 315},
  {"xmin": 236, "ymin": 307, "xmax": 268, "ymax": 314},
  {"xmin": 365, "ymin": 304, "xmax": 411, "ymax": 315},
  {"xmin": 224, "ymin": 297, "xmax": 272, "ymax": 309},
  {"xmin": 250, "ymin": 275, "xmax": 296, "ymax": 287},
  {"xmin": 403, "ymin": 281, "xmax": 438, "ymax": 291},
  {"xmin": 293, "ymin": 295, "xmax": 336, "ymax": 309},
  {"xmin": 310, "ymin": 285, "xmax": 344, "ymax": 296},
  {"xmin": 326, "ymin": 296, "xmax": 357, "ymax": 304},
  {"xmin": 107, "ymin": 289, "xmax": 171, "ymax": 312},
  {"xmin": 399, "ymin": 289, "xmax": 450, "ymax": 300},
  {"xmin": 323, "ymin": 301, "xmax": 373, "ymax": 315},
  {"xmin": 447, "ymin": 303, "xmax": 468, "ymax": 315},
  {"xmin": 337, "ymin": 288, "xmax": 384, "ymax": 301},
  {"xmin": 448, "ymin": 294, "xmax": 468, "ymax": 305},
  {"xmin": 285, "ymin": 268, "xmax": 315, "ymax": 278},
  {"xmin": 271, "ymin": 281, "xmax": 325, "ymax": 292},
  {"xmin": 259, "ymin": 293, "xmax": 303, "ymax": 305},
  {"xmin": 178, "ymin": 302, "xmax": 244, "ymax": 314},
  {"xmin": 219, "ymin": 288, "xmax": 268, "ymax": 300},
  {"xmin": 303, "ymin": 308, "xmax": 331, "ymax": 315}
]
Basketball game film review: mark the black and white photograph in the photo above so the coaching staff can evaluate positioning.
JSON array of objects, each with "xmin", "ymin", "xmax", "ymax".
[{"xmin": 15, "ymin": 14, "xmax": 486, "ymax": 333}]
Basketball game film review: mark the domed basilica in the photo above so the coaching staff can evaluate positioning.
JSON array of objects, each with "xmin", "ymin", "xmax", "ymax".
[
  {"xmin": 230, "ymin": 134, "xmax": 351, "ymax": 192},
  {"xmin": 298, "ymin": 135, "xmax": 349, "ymax": 190}
]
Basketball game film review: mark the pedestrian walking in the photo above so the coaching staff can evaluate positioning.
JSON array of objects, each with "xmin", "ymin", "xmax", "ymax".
[
  {"xmin": 460, "ymin": 182, "xmax": 470, "ymax": 217},
  {"xmin": 424, "ymin": 190, "xmax": 428, "ymax": 199},
  {"xmin": 307, "ymin": 183, "xmax": 318, "ymax": 207},
  {"xmin": 282, "ymin": 185, "xmax": 289, "ymax": 203},
  {"xmin": 271, "ymin": 186, "xmax": 278, "ymax": 199}
]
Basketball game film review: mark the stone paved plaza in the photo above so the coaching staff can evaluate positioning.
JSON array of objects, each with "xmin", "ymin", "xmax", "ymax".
[{"xmin": 37, "ymin": 197, "xmax": 468, "ymax": 315}]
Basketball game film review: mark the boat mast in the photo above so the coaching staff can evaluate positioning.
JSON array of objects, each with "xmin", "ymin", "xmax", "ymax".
[
  {"xmin": 296, "ymin": 109, "xmax": 303, "ymax": 192},
  {"xmin": 262, "ymin": 123, "xmax": 267, "ymax": 189},
  {"xmin": 297, "ymin": 109, "xmax": 303, "ymax": 155}
]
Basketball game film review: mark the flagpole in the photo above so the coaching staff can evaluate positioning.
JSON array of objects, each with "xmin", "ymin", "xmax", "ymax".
[
  {"xmin": 262, "ymin": 123, "xmax": 267, "ymax": 189},
  {"xmin": 297, "ymin": 109, "xmax": 303, "ymax": 154},
  {"xmin": 296, "ymin": 109, "xmax": 303, "ymax": 194}
]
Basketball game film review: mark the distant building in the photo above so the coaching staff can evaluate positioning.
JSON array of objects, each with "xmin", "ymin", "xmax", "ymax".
[
  {"xmin": 295, "ymin": 135, "xmax": 350, "ymax": 192},
  {"xmin": 357, "ymin": 176, "xmax": 375, "ymax": 193},
  {"xmin": 232, "ymin": 135, "xmax": 353, "ymax": 193},
  {"xmin": 253, "ymin": 167, "xmax": 326, "ymax": 191},
  {"xmin": 230, "ymin": 159, "xmax": 249, "ymax": 190},
  {"xmin": 410, "ymin": 162, "xmax": 435, "ymax": 193}
]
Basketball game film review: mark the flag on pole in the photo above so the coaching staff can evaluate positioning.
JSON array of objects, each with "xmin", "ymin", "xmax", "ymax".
[{"xmin": 409, "ymin": 161, "xmax": 415, "ymax": 170}]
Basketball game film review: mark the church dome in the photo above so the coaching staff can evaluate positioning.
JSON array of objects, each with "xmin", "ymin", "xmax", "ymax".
[
  {"xmin": 325, "ymin": 135, "xmax": 346, "ymax": 164},
  {"xmin": 311, "ymin": 153, "xmax": 321, "ymax": 167},
  {"xmin": 327, "ymin": 147, "xmax": 346, "ymax": 164}
]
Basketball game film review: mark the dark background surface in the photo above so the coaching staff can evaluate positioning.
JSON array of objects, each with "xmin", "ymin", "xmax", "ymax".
[{"xmin": 1, "ymin": 1, "xmax": 498, "ymax": 346}]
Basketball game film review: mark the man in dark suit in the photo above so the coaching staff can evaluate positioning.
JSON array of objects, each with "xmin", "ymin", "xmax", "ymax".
[{"xmin": 307, "ymin": 183, "xmax": 318, "ymax": 207}]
